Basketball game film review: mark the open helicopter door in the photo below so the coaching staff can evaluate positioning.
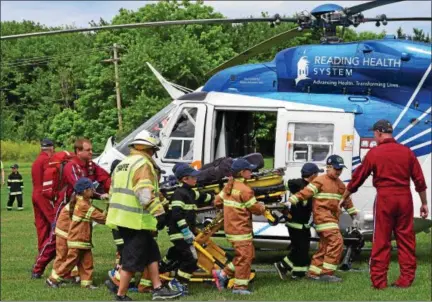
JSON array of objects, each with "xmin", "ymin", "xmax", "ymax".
[
  {"xmin": 274, "ymin": 107, "xmax": 355, "ymax": 187},
  {"xmin": 158, "ymin": 103, "xmax": 207, "ymax": 178}
]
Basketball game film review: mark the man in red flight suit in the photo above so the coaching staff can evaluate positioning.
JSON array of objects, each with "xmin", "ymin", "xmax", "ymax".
[
  {"xmin": 342, "ymin": 119, "xmax": 428, "ymax": 289},
  {"xmin": 31, "ymin": 139, "xmax": 55, "ymax": 275},
  {"xmin": 32, "ymin": 138, "xmax": 111, "ymax": 278}
]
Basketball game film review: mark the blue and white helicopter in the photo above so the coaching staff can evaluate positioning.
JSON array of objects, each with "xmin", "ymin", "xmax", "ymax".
[{"xmin": 4, "ymin": 1, "xmax": 430, "ymax": 250}]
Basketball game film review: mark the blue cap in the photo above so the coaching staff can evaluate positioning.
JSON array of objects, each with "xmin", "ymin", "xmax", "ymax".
[
  {"xmin": 231, "ymin": 158, "xmax": 257, "ymax": 173},
  {"xmin": 10, "ymin": 164, "xmax": 19, "ymax": 169},
  {"xmin": 326, "ymin": 155, "xmax": 347, "ymax": 169},
  {"xmin": 175, "ymin": 165, "xmax": 200, "ymax": 180},
  {"xmin": 172, "ymin": 162, "xmax": 189, "ymax": 174},
  {"xmin": 74, "ymin": 177, "xmax": 94, "ymax": 194},
  {"xmin": 301, "ymin": 163, "xmax": 324, "ymax": 175},
  {"xmin": 41, "ymin": 138, "xmax": 54, "ymax": 148}
]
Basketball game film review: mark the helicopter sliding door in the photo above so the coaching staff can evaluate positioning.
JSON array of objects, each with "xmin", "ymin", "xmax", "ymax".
[
  {"xmin": 274, "ymin": 108, "xmax": 355, "ymax": 182},
  {"xmin": 158, "ymin": 103, "xmax": 207, "ymax": 175}
]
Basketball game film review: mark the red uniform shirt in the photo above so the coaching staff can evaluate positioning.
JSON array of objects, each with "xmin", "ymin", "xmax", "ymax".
[
  {"xmin": 32, "ymin": 151, "xmax": 50, "ymax": 196},
  {"xmin": 57, "ymin": 156, "xmax": 111, "ymax": 203},
  {"xmin": 347, "ymin": 138, "xmax": 427, "ymax": 193}
]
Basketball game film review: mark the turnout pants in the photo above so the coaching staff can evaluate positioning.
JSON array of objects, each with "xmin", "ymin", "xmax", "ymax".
[
  {"xmin": 308, "ymin": 229, "xmax": 343, "ymax": 276},
  {"xmin": 7, "ymin": 193, "xmax": 23, "ymax": 210},
  {"xmin": 164, "ymin": 239, "xmax": 198, "ymax": 283},
  {"xmin": 370, "ymin": 188, "xmax": 416, "ymax": 289},
  {"xmin": 112, "ymin": 229, "xmax": 124, "ymax": 266},
  {"xmin": 281, "ymin": 224, "xmax": 311, "ymax": 277},
  {"xmin": 50, "ymin": 248, "xmax": 93, "ymax": 287},
  {"xmin": 223, "ymin": 240, "xmax": 255, "ymax": 290},
  {"xmin": 33, "ymin": 199, "xmax": 66, "ymax": 275},
  {"xmin": 52, "ymin": 236, "xmax": 79, "ymax": 279}
]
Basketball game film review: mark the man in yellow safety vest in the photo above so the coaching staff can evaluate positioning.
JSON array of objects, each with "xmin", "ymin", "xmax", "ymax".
[{"xmin": 106, "ymin": 130, "xmax": 181, "ymax": 301}]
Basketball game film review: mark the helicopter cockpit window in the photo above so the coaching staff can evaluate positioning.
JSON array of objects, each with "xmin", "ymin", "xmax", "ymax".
[
  {"xmin": 164, "ymin": 107, "xmax": 197, "ymax": 162},
  {"xmin": 115, "ymin": 103, "xmax": 175, "ymax": 156},
  {"xmin": 287, "ymin": 123, "xmax": 334, "ymax": 163}
]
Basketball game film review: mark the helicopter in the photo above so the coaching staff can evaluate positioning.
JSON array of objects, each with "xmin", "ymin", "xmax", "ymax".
[{"xmin": 3, "ymin": 1, "xmax": 431, "ymax": 250}]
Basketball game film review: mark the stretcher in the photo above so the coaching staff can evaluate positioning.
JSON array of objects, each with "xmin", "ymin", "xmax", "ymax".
[
  {"xmin": 160, "ymin": 168, "xmax": 287, "ymax": 205},
  {"xmin": 159, "ymin": 211, "xmax": 256, "ymax": 288}
]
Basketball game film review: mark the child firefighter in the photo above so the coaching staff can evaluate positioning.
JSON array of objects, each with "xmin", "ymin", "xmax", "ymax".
[
  {"xmin": 213, "ymin": 158, "xmax": 276, "ymax": 294},
  {"xmin": 160, "ymin": 164, "xmax": 214, "ymax": 295},
  {"xmin": 7, "ymin": 164, "xmax": 24, "ymax": 211},
  {"xmin": 274, "ymin": 162, "xmax": 323, "ymax": 280},
  {"xmin": 283, "ymin": 155, "xmax": 359, "ymax": 282},
  {"xmin": 47, "ymin": 177, "xmax": 107, "ymax": 288}
]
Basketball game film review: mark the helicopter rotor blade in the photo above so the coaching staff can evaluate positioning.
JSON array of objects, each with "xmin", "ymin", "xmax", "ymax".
[
  {"xmin": 206, "ymin": 27, "xmax": 308, "ymax": 77},
  {"xmin": 344, "ymin": 0, "xmax": 405, "ymax": 15},
  {"xmin": 0, "ymin": 17, "xmax": 297, "ymax": 40},
  {"xmin": 363, "ymin": 17, "xmax": 432, "ymax": 22}
]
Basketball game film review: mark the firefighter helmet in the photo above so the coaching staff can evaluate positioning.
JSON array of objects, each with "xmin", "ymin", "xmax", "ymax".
[{"xmin": 128, "ymin": 130, "xmax": 161, "ymax": 150}]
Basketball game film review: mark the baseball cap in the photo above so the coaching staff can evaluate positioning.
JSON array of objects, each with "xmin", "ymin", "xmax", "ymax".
[
  {"xmin": 74, "ymin": 177, "xmax": 95, "ymax": 194},
  {"xmin": 326, "ymin": 155, "xmax": 347, "ymax": 169},
  {"xmin": 41, "ymin": 138, "xmax": 54, "ymax": 148},
  {"xmin": 369, "ymin": 119, "xmax": 393, "ymax": 133},
  {"xmin": 10, "ymin": 164, "xmax": 19, "ymax": 169},
  {"xmin": 231, "ymin": 158, "xmax": 257, "ymax": 174},
  {"xmin": 175, "ymin": 165, "xmax": 200, "ymax": 180},
  {"xmin": 172, "ymin": 162, "xmax": 189, "ymax": 174},
  {"xmin": 301, "ymin": 163, "xmax": 324, "ymax": 175}
]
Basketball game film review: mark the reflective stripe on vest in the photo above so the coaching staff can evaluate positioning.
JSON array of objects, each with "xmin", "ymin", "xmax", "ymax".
[
  {"xmin": 315, "ymin": 222, "xmax": 339, "ymax": 232},
  {"xmin": 225, "ymin": 233, "xmax": 253, "ymax": 241},
  {"xmin": 106, "ymin": 154, "xmax": 158, "ymax": 231}
]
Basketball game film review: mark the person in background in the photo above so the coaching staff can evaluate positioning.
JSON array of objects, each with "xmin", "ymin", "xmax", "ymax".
[
  {"xmin": 342, "ymin": 119, "xmax": 428, "ymax": 289},
  {"xmin": 7, "ymin": 164, "xmax": 24, "ymax": 211},
  {"xmin": 47, "ymin": 177, "xmax": 106, "ymax": 289},
  {"xmin": 274, "ymin": 163, "xmax": 323, "ymax": 280},
  {"xmin": 32, "ymin": 138, "xmax": 110, "ymax": 279},
  {"xmin": 31, "ymin": 139, "xmax": 55, "ymax": 278}
]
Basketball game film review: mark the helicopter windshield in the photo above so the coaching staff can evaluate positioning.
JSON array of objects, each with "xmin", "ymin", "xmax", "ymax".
[{"xmin": 115, "ymin": 103, "xmax": 176, "ymax": 155}]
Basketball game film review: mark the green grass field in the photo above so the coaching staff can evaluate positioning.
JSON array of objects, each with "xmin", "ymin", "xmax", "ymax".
[{"xmin": 1, "ymin": 162, "xmax": 431, "ymax": 301}]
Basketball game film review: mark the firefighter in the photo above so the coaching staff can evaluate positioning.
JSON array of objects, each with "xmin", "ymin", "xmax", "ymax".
[
  {"xmin": 105, "ymin": 130, "xmax": 181, "ymax": 301},
  {"xmin": 274, "ymin": 163, "xmax": 323, "ymax": 280},
  {"xmin": 31, "ymin": 139, "xmax": 55, "ymax": 278},
  {"xmin": 32, "ymin": 138, "xmax": 111, "ymax": 278},
  {"xmin": 212, "ymin": 158, "xmax": 275, "ymax": 295},
  {"xmin": 283, "ymin": 155, "xmax": 359, "ymax": 282},
  {"xmin": 161, "ymin": 164, "xmax": 214, "ymax": 295},
  {"xmin": 47, "ymin": 177, "xmax": 107, "ymax": 289},
  {"xmin": 50, "ymin": 194, "xmax": 80, "ymax": 284},
  {"xmin": 342, "ymin": 119, "xmax": 428, "ymax": 289},
  {"xmin": 7, "ymin": 164, "xmax": 24, "ymax": 211}
]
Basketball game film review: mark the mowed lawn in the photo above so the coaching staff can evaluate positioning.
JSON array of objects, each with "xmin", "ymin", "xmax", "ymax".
[{"xmin": 1, "ymin": 162, "xmax": 431, "ymax": 301}]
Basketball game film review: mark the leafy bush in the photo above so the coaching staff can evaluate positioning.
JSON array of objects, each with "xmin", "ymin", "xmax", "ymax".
[{"xmin": 0, "ymin": 140, "xmax": 40, "ymax": 162}]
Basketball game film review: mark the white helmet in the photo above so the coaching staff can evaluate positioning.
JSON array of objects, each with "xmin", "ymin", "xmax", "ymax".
[{"xmin": 128, "ymin": 130, "xmax": 162, "ymax": 150}]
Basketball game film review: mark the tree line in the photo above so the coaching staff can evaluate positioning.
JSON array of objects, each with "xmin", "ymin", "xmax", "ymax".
[{"xmin": 0, "ymin": 0, "xmax": 427, "ymax": 153}]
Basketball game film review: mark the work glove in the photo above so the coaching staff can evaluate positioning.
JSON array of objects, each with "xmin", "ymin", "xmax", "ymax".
[
  {"xmin": 181, "ymin": 227, "xmax": 195, "ymax": 245},
  {"xmin": 264, "ymin": 209, "xmax": 279, "ymax": 226},
  {"xmin": 156, "ymin": 213, "xmax": 167, "ymax": 230}
]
